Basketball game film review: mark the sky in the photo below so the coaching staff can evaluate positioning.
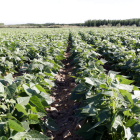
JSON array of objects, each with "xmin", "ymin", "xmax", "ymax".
[{"xmin": 0, "ymin": 0, "xmax": 140, "ymax": 25}]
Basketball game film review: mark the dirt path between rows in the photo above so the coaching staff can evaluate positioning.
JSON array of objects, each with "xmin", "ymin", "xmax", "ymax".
[{"xmin": 46, "ymin": 41, "xmax": 84, "ymax": 140}]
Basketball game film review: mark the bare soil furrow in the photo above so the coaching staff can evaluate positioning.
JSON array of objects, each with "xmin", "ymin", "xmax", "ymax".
[{"xmin": 46, "ymin": 41, "xmax": 84, "ymax": 140}]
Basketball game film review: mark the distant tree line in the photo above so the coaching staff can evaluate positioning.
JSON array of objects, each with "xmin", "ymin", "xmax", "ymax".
[
  {"xmin": 2, "ymin": 19, "xmax": 140, "ymax": 28},
  {"xmin": 66, "ymin": 23, "xmax": 84, "ymax": 26},
  {"xmin": 84, "ymin": 19, "xmax": 140, "ymax": 27}
]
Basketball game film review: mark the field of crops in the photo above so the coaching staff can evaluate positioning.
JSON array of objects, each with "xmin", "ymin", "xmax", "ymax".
[{"xmin": 1, "ymin": 28, "xmax": 140, "ymax": 140}]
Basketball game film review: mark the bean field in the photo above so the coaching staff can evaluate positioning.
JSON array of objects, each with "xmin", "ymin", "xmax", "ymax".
[{"xmin": 0, "ymin": 28, "xmax": 140, "ymax": 140}]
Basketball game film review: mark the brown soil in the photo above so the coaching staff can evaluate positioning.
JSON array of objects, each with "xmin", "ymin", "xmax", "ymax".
[{"xmin": 46, "ymin": 42, "xmax": 84, "ymax": 140}]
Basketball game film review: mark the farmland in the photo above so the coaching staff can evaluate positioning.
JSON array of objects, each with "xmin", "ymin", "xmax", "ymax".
[{"xmin": 0, "ymin": 28, "xmax": 140, "ymax": 139}]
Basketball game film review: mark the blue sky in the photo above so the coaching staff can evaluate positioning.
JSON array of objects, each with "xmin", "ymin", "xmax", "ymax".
[{"xmin": 0, "ymin": 0, "xmax": 140, "ymax": 25}]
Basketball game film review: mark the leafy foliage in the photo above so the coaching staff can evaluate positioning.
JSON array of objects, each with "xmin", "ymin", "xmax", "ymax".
[
  {"xmin": 0, "ymin": 29, "xmax": 69, "ymax": 139},
  {"xmin": 69, "ymin": 30, "xmax": 140, "ymax": 139}
]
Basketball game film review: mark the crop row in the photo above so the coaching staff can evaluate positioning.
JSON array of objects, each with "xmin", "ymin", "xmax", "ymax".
[
  {"xmin": 79, "ymin": 29, "xmax": 140, "ymax": 86},
  {"xmin": 69, "ymin": 31, "xmax": 140, "ymax": 140},
  {"xmin": 0, "ymin": 29, "xmax": 69, "ymax": 139}
]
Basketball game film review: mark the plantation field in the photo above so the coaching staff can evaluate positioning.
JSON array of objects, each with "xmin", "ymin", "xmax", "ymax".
[{"xmin": 1, "ymin": 28, "xmax": 140, "ymax": 139}]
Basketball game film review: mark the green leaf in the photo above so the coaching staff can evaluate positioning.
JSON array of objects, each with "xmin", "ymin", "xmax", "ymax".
[
  {"xmin": 136, "ymin": 100, "xmax": 140, "ymax": 104},
  {"xmin": 88, "ymin": 118, "xmax": 106, "ymax": 131},
  {"xmin": 37, "ymin": 112, "xmax": 46, "ymax": 118},
  {"xmin": 75, "ymin": 123, "xmax": 95, "ymax": 139},
  {"xmin": 132, "ymin": 90, "xmax": 140, "ymax": 103},
  {"xmin": 98, "ymin": 109, "xmax": 111, "ymax": 121},
  {"xmin": 8, "ymin": 119, "xmax": 25, "ymax": 132},
  {"xmin": 9, "ymin": 132, "xmax": 27, "ymax": 140},
  {"xmin": 45, "ymin": 118, "xmax": 59, "ymax": 131},
  {"xmin": 41, "ymin": 99, "xmax": 49, "ymax": 107},
  {"xmin": 133, "ymin": 86, "xmax": 140, "ymax": 91},
  {"xmin": 119, "ymin": 89, "xmax": 133, "ymax": 104},
  {"xmin": 102, "ymin": 91, "xmax": 113, "ymax": 96},
  {"xmin": 116, "ymin": 76, "xmax": 134, "ymax": 85},
  {"xmin": 99, "ymin": 84, "xmax": 108, "ymax": 89},
  {"xmin": 85, "ymin": 77, "xmax": 102, "ymax": 86},
  {"xmin": 123, "ymin": 125, "xmax": 134, "ymax": 140},
  {"xmin": 35, "ymin": 85, "xmax": 47, "ymax": 94},
  {"xmin": 85, "ymin": 77, "xmax": 94, "ymax": 85},
  {"xmin": 40, "ymin": 92, "xmax": 53, "ymax": 105},
  {"xmin": 123, "ymin": 110, "xmax": 130, "ymax": 117},
  {"xmin": 44, "ymin": 79, "xmax": 54, "ymax": 87},
  {"xmin": 23, "ymin": 84, "xmax": 35, "ymax": 96},
  {"xmin": 31, "ymin": 85, "xmax": 40, "ymax": 94},
  {"xmin": 28, "ymin": 114, "xmax": 39, "ymax": 124},
  {"xmin": 112, "ymin": 115, "xmax": 123, "ymax": 130},
  {"xmin": 5, "ymin": 83, "xmax": 17, "ymax": 98},
  {"xmin": 9, "ymin": 130, "xmax": 50, "ymax": 140},
  {"xmin": 134, "ymin": 124, "xmax": 140, "ymax": 132},
  {"xmin": 30, "ymin": 96, "xmax": 46, "ymax": 113},
  {"xmin": 0, "ymin": 122, "xmax": 6, "ymax": 135},
  {"xmin": 15, "ymin": 104, "xmax": 27, "ymax": 116},
  {"xmin": 29, "ymin": 82, "xmax": 35, "ymax": 88},
  {"xmin": 9, "ymin": 99, "xmax": 16, "ymax": 104},
  {"xmin": 70, "ymin": 83, "xmax": 87, "ymax": 100},
  {"xmin": 1, "ymin": 113, "xmax": 17, "ymax": 120},
  {"xmin": 109, "ymin": 114, "xmax": 116, "ymax": 131},
  {"xmin": 132, "ymin": 105, "xmax": 140, "ymax": 115},
  {"xmin": 109, "ymin": 71, "xmax": 119, "ymax": 80},
  {"xmin": 137, "ymin": 133, "xmax": 140, "ymax": 139},
  {"xmin": 29, "ymin": 105, "xmax": 38, "ymax": 113},
  {"xmin": 125, "ymin": 119, "xmax": 137, "ymax": 127},
  {"xmin": 21, "ymin": 121, "xmax": 30, "ymax": 132},
  {"xmin": 0, "ymin": 136, "xmax": 7, "ymax": 140},
  {"xmin": 0, "ymin": 105, "xmax": 7, "ymax": 110},
  {"xmin": 81, "ymin": 104, "xmax": 96, "ymax": 116},
  {"xmin": 117, "ymin": 84, "xmax": 133, "ymax": 92},
  {"xmin": 100, "ymin": 58, "xmax": 107, "ymax": 64},
  {"xmin": 26, "ymin": 130, "xmax": 50, "ymax": 139},
  {"xmin": 0, "ymin": 83, "xmax": 4, "ymax": 94},
  {"xmin": 4, "ymin": 73, "xmax": 13, "ymax": 85},
  {"xmin": 17, "ymin": 97, "xmax": 30, "ymax": 106}
]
